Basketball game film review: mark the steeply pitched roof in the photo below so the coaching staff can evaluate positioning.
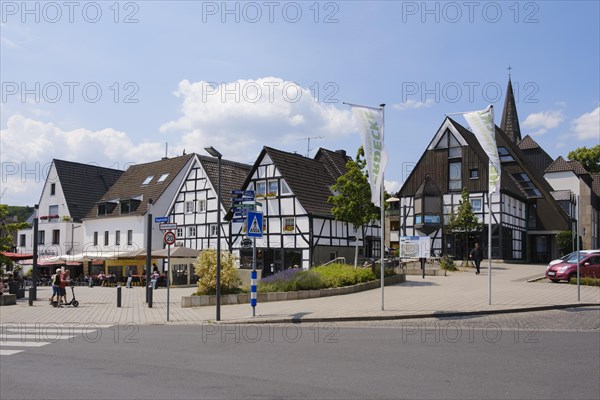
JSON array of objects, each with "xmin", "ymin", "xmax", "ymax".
[
  {"xmin": 240, "ymin": 147, "xmax": 349, "ymax": 218},
  {"xmin": 53, "ymin": 159, "xmax": 124, "ymax": 222},
  {"xmin": 199, "ymin": 156, "xmax": 252, "ymax": 211},
  {"xmin": 501, "ymin": 78, "xmax": 522, "ymax": 144},
  {"xmin": 591, "ymin": 173, "xmax": 600, "ymax": 197},
  {"xmin": 86, "ymin": 154, "xmax": 194, "ymax": 218},
  {"xmin": 518, "ymin": 135, "xmax": 540, "ymax": 150},
  {"xmin": 517, "ymin": 135, "xmax": 554, "ymax": 175},
  {"xmin": 545, "ymin": 156, "xmax": 589, "ymax": 175}
]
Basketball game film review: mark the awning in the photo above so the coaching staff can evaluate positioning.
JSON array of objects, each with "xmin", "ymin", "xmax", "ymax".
[
  {"xmin": 19, "ymin": 257, "xmax": 65, "ymax": 266},
  {"xmin": 152, "ymin": 246, "xmax": 199, "ymax": 259},
  {"xmin": 1, "ymin": 251, "xmax": 33, "ymax": 260}
]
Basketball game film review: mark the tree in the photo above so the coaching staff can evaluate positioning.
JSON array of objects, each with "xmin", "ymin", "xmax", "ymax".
[
  {"xmin": 446, "ymin": 188, "xmax": 482, "ymax": 264},
  {"xmin": 556, "ymin": 230, "xmax": 582, "ymax": 255},
  {"xmin": 195, "ymin": 249, "xmax": 241, "ymax": 295},
  {"xmin": 328, "ymin": 147, "xmax": 380, "ymax": 268},
  {"xmin": 567, "ymin": 145, "xmax": 600, "ymax": 173},
  {"xmin": 0, "ymin": 204, "xmax": 30, "ymax": 270}
]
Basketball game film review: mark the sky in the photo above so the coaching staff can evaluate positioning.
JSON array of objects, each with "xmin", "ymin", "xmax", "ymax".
[{"xmin": 1, "ymin": 0, "xmax": 599, "ymax": 206}]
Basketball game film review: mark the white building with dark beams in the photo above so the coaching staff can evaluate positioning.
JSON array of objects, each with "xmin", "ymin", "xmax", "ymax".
[
  {"xmin": 394, "ymin": 78, "xmax": 598, "ymax": 263},
  {"xmin": 166, "ymin": 155, "xmax": 251, "ymax": 251},
  {"xmin": 230, "ymin": 146, "xmax": 381, "ymax": 272}
]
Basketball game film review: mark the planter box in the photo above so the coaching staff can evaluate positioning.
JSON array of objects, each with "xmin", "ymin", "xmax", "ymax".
[
  {"xmin": 0, "ymin": 294, "xmax": 17, "ymax": 306},
  {"xmin": 180, "ymin": 272, "xmax": 407, "ymax": 308}
]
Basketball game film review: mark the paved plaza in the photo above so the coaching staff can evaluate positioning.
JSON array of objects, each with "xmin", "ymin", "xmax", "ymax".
[{"xmin": 1, "ymin": 263, "xmax": 598, "ymax": 325}]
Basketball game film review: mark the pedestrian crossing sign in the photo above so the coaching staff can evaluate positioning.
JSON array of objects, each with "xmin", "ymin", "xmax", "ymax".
[{"xmin": 246, "ymin": 211, "xmax": 263, "ymax": 238}]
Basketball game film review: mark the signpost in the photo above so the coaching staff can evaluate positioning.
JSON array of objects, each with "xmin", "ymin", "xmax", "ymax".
[
  {"xmin": 159, "ymin": 223, "xmax": 178, "ymax": 231},
  {"xmin": 163, "ymin": 230, "xmax": 175, "ymax": 322},
  {"xmin": 155, "ymin": 217, "xmax": 169, "ymax": 223},
  {"xmin": 399, "ymin": 236, "xmax": 431, "ymax": 279}
]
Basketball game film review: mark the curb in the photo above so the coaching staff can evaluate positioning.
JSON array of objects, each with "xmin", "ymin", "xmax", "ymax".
[{"xmin": 219, "ymin": 303, "xmax": 600, "ymax": 325}]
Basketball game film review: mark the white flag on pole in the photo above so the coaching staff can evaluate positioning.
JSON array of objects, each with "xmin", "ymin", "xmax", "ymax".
[
  {"xmin": 463, "ymin": 106, "xmax": 500, "ymax": 194},
  {"xmin": 351, "ymin": 105, "xmax": 388, "ymax": 206}
]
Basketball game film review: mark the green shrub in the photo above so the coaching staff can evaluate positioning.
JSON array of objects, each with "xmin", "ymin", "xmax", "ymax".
[
  {"xmin": 568, "ymin": 277, "xmax": 600, "ymax": 287},
  {"xmin": 440, "ymin": 256, "xmax": 458, "ymax": 271},
  {"xmin": 195, "ymin": 249, "xmax": 242, "ymax": 295},
  {"xmin": 295, "ymin": 271, "xmax": 324, "ymax": 290}
]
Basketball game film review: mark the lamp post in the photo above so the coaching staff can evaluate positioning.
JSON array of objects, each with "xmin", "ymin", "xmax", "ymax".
[
  {"xmin": 205, "ymin": 146, "xmax": 222, "ymax": 321},
  {"xmin": 32, "ymin": 205, "xmax": 39, "ymax": 300}
]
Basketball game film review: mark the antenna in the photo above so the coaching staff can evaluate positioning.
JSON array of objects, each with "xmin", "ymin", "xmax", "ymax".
[{"xmin": 297, "ymin": 136, "xmax": 324, "ymax": 157}]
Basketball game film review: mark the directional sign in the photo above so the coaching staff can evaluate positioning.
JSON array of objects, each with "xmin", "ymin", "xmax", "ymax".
[
  {"xmin": 160, "ymin": 223, "xmax": 178, "ymax": 231},
  {"xmin": 231, "ymin": 190, "xmax": 244, "ymax": 195},
  {"xmin": 232, "ymin": 218, "xmax": 246, "ymax": 223},
  {"xmin": 155, "ymin": 217, "xmax": 169, "ymax": 223},
  {"xmin": 164, "ymin": 231, "xmax": 176, "ymax": 245},
  {"xmin": 246, "ymin": 211, "xmax": 263, "ymax": 238}
]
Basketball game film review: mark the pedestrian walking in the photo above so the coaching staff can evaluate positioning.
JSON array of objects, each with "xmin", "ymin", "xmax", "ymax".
[
  {"xmin": 126, "ymin": 271, "xmax": 133, "ymax": 288},
  {"xmin": 469, "ymin": 243, "xmax": 483, "ymax": 275}
]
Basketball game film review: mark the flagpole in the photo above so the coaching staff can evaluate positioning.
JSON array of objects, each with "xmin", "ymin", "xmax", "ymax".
[
  {"xmin": 380, "ymin": 103, "xmax": 386, "ymax": 311},
  {"xmin": 488, "ymin": 106, "xmax": 494, "ymax": 306}
]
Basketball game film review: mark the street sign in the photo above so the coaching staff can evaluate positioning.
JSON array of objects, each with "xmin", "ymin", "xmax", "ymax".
[
  {"xmin": 232, "ymin": 218, "xmax": 246, "ymax": 223},
  {"xmin": 155, "ymin": 217, "xmax": 169, "ymax": 223},
  {"xmin": 160, "ymin": 223, "xmax": 178, "ymax": 231},
  {"xmin": 243, "ymin": 190, "xmax": 255, "ymax": 196},
  {"xmin": 246, "ymin": 211, "xmax": 263, "ymax": 238},
  {"xmin": 240, "ymin": 238, "xmax": 252, "ymax": 249},
  {"xmin": 231, "ymin": 190, "xmax": 244, "ymax": 195},
  {"xmin": 164, "ymin": 231, "xmax": 176, "ymax": 245}
]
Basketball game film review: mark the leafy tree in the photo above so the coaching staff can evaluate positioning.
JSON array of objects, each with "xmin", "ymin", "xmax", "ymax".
[
  {"xmin": 195, "ymin": 249, "xmax": 241, "ymax": 295},
  {"xmin": 446, "ymin": 188, "xmax": 482, "ymax": 263},
  {"xmin": 556, "ymin": 230, "xmax": 582, "ymax": 255},
  {"xmin": 567, "ymin": 145, "xmax": 600, "ymax": 173},
  {"xmin": 328, "ymin": 147, "xmax": 379, "ymax": 268},
  {"xmin": 0, "ymin": 204, "xmax": 30, "ymax": 270}
]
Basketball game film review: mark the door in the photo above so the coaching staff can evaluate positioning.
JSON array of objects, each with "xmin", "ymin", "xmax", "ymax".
[{"xmin": 582, "ymin": 255, "xmax": 600, "ymax": 278}]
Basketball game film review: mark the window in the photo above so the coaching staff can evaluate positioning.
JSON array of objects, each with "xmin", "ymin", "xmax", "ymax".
[
  {"xmin": 210, "ymin": 225, "xmax": 218, "ymax": 236},
  {"xmin": 50, "ymin": 183, "xmax": 56, "ymax": 195},
  {"xmin": 283, "ymin": 218, "xmax": 295, "ymax": 233},
  {"xmin": 512, "ymin": 173, "xmax": 542, "ymax": 197},
  {"xmin": 188, "ymin": 226, "xmax": 196, "ymax": 237},
  {"xmin": 38, "ymin": 231, "xmax": 45, "ymax": 245},
  {"xmin": 120, "ymin": 201, "xmax": 131, "ymax": 214},
  {"xmin": 267, "ymin": 180, "xmax": 278, "ymax": 197},
  {"xmin": 93, "ymin": 232, "xmax": 98, "ymax": 246},
  {"xmin": 157, "ymin": 173, "xmax": 169, "ymax": 183},
  {"xmin": 52, "ymin": 229, "xmax": 60, "ymax": 245},
  {"xmin": 449, "ymin": 162, "xmax": 462, "ymax": 190},
  {"xmin": 197, "ymin": 200, "xmax": 206, "ymax": 212},
  {"xmin": 98, "ymin": 204, "xmax": 107, "ymax": 215},
  {"xmin": 104, "ymin": 231, "xmax": 109, "ymax": 246},
  {"xmin": 115, "ymin": 230, "xmax": 121, "ymax": 246},
  {"xmin": 256, "ymin": 181, "xmax": 266, "ymax": 197},
  {"xmin": 142, "ymin": 175, "xmax": 154, "ymax": 185},
  {"xmin": 185, "ymin": 201, "xmax": 196, "ymax": 214},
  {"xmin": 176, "ymin": 227, "xmax": 183, "ymax": 238},
  {"xmin": 127, "ymin": 230, "xmax": 133, "ymax": 245},
  {"xmin": 19, "ymin": 234, "xmax": 26, "ymax": 247},
  {"xmin": 281, "ymin": 180, "xmax": 292, "ymax": 195},
  {"xmin": 470, "ymin": 198, "xmax": 482, "ymax": 212},
  {"xmin": 470, "ymin": 169, "xmax": 479, "ymax": 179},
  {"xmin": 498, "ymin": 147, "xmax": 514, "ymax": 162},
  {"xmin": 49, "ymin": 205, "xmax": 59, "ymax": 220}
]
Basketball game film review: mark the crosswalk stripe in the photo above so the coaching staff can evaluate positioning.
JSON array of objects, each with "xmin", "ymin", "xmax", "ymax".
[
  {"xmin": 0, "ymin": 341, "xmax": 50, "ymax": 348},
  {"xmin": 0, "ymin": 349, "xmax": 23, "ymax": 356},
  {"xmin": 1, "ymin": 329, "xmax": 106, "ymax": 335},
  {"xmin": 0, "ymin": 324, "xmax": 114, "ymax": 329},
  {"xmin": 1, "ymin": 334, "xmax": 77, "ymax": 341}
]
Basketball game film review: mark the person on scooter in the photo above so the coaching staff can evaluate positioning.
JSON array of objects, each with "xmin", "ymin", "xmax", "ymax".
[
  {"xmin": 49, "ymin": 268, "xmax": 61, "ymax": 304},
  {"xmin": 59, "ymin": 270, "xmax": 71, "ymax": 305}
]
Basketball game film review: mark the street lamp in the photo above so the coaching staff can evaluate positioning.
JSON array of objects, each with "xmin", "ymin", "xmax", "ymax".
[{"xmin": 204, "ymin": 146, "xmax": 222, "ymax": 321}]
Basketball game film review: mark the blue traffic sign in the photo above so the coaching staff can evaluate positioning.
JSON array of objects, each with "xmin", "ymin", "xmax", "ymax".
[
  {"xmin": 155, "ymin": 217, "xmax": 169, "ymax": 223},
  {"xmin": 246, "ymin": 211, "xmax": 263, "ymax": 238}
]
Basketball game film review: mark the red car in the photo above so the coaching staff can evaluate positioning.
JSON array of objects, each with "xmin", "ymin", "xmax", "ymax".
[{"xmin": 546, "ymin": 253, "xmax": 600, "ymax": 282}]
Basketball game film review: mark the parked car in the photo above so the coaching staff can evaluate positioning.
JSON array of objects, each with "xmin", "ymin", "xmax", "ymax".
[
  {"xmin": 546, "ymin": 253, "xmax": 600, "ymax": 282},
  {"xmin": 547, "ymin": 250, "xmax": 600, "ymax": 270}
]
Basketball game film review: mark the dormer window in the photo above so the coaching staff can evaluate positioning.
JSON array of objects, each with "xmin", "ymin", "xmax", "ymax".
[
  {"xmin": 121, "ymin": 202, "xmax": 131, "ymax": 214},
  {"xmin": 98, "ymin": 204, "xmax": 107, "ymax": 215},
  {"xmin": 142, "ymin": 176, "xmax": 154, "ymax": 185},
  {"xmin": 498, "ymin": 147, "xmax": 514, "ymax": 162},
  {"xmin": 157, "ymin": 173, "xmax": 169, "ymax": 183}
]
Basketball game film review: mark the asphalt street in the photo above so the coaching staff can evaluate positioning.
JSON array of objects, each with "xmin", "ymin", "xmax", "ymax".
[{"xmin": 1, "ymin": 307, "xmax": 599, "ymax": 400}]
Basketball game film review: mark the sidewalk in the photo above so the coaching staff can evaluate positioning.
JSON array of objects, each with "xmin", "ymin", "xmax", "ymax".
[{"xmin": 1, "ymin": 263, "xmax": 598, "ymax": 325}]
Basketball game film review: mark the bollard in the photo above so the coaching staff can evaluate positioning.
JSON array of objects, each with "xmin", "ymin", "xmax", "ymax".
[
  {"xmin": 89, "ymin": 276, "xmax": 93, "ymax": 288},
  {"xmin": 148, "ymin": 286, "xmax": 153, "ymax": 308},
  {"xmin": 29, "ymin": 287, "xmax": 35, "ymax": 306},
  {"xmin": 117, "ymin": 285, "xmax": 122, "ymax": 308}
]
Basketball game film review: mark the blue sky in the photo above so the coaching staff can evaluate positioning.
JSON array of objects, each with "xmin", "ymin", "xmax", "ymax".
[{"xmin": 1, "ymin": 0, "xmax": 599, "ymax": 206}]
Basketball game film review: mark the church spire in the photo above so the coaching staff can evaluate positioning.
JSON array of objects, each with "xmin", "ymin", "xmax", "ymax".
[{"xmin": 500, "ymin": 70, "xmax": 522, "ymax": 143}]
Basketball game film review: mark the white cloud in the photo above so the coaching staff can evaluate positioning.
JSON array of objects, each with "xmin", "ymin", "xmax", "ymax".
[
  {"xmin": 385, "ymin": 180, "xmax": 401, "ymax": 195},
  {"xmin": 522, "ymin": 110, "xmax": 564, "ymax": 136},
  {"xmin": 0, "ymin": 114, "xmax": 165, "ymax": 205},
  {"xmin": 571, "ymin": 107, "xmax": 600, "ymax": 141},
  {"xmin": 392, "ymin": 99, "xmax": 434, "ymax": 111},
  {"xmin": 160, "ymin": 77, "xmax": 356, "ymax": 162}
]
